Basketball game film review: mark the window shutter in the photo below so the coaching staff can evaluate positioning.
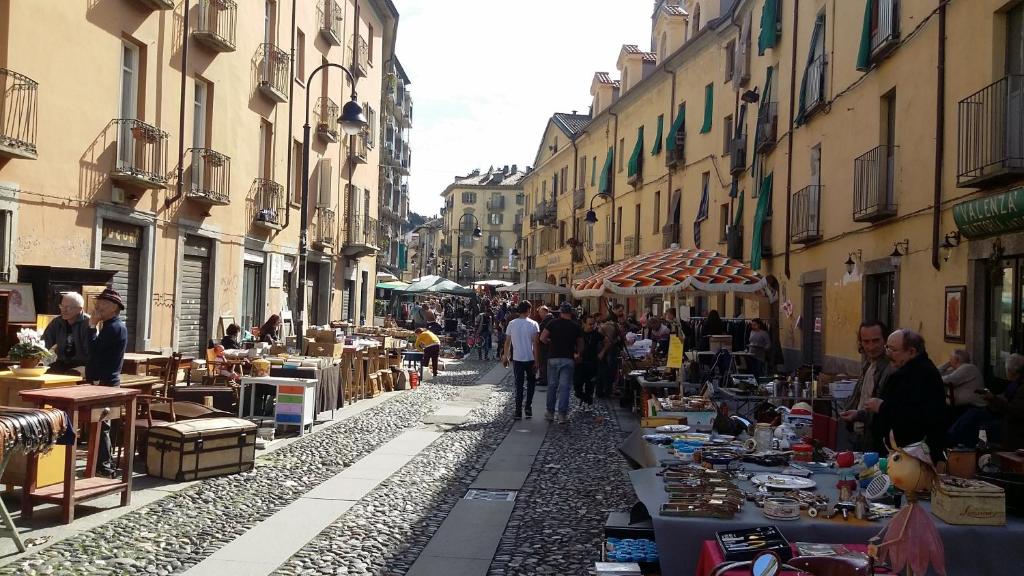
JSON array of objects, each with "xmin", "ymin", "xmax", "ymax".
[
  {"xmin": 317, "ymin": 158, "xmax": 332, "ymax": 207},
  {"xmin": 758, "ymin": 0, "xmax": 781, "ymax": 56},
  {"xmin": 699, "ymin": 84, "xmax": 714, "ymax": 134},
  {"xmin": 651, "ymin": 115, "xmax": 664, "ymax": 155}
]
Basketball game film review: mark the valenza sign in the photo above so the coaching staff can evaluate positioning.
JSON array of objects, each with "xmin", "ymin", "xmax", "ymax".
[{"xmin": 953, "ymin": 187, "xmax": 1024, "ymax": 239}]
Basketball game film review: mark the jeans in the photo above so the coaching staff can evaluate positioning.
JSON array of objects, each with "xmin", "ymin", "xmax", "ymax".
[
  {"xmin": 574, "ymin": 361, "xmax": 597, "ymax": 404},
  {"xmin": 512, "ymin": 360, "xmax": 537, "ymax": 413},
  {"xmin": 546, "ymin": 357, "xmax": 575, "ymax": 415},
  {"xmin": 477, "ymin": 330, "xmax": 492, "ymax": 359},
  {"xmin": 948, "ymin": 406, "xmax": 1002, "ymax": 448}
]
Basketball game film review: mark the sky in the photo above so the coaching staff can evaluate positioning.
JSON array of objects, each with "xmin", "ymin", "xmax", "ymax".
[{"xmin": 393, "ymin": 0, "xmax": 655, "ymax": 217}]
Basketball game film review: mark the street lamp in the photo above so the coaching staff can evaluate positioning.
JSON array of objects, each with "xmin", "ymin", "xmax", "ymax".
[
  {"xmin": 455, "ymin": 213, "xmax": 482, "ymax": 286},
  {"xmin": 296, "ymin": 63, "xmax": 367, "ymax": 343},
  {"xmin": 584, "ymin": 191, "xmax": 615, "ymax": 265}
]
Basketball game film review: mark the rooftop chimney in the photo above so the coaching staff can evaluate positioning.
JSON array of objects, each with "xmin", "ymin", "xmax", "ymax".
[
  {"xmin": 572, "ymin": 110, "xmax": 577, "ymax": 115},
  {"xmin": 503, "ymin": 165, "xmax": 509, "ymax": 174},
  {"xmin": 511, "ymin": 164, "xmax": 518, "ymax": 174}
]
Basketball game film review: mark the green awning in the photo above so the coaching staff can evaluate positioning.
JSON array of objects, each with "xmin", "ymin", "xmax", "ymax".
[
  {"xmin": 699, "ymin": 84, "xmax": 714, "ymax": 134},
  {"xmin": 377, "ymin": 281, "xmax": 409, "ymax": 290},
  {"xmin": 666, "ymin": 105, "xmax": 685, "ymax": 151},
  {"xmin": 627, "ymin": 126, "xmax": 644, "ymax": 179},
  {"xmin": 856, "ymin": 0, "xmax": 874, "ymax": 71},
  {"xmin": 751, "ymin": 172, "xmax": 773, "ymax": 270},
  {"xmin": 754, "ymin": 66, "xmax": 775, "ymax": 150},
  {"xmin": 598, "ymin": 146, "xmax": 614, "ymax": 194},
  {"xmin": 758, "ymin": 0, "xmax": 780, "ymax": 56},
  {"xmin": 796, "ymin": 15, "xmax": 825, "ymax": 126},
  {"xmin": 651, "ymin": 115, "xmax": 664, "ymax": 155}
]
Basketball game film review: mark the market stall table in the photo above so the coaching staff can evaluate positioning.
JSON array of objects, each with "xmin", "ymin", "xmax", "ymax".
[
  {"xmin": 19, "ymin": 385, "xmax": 139, "ymax": 524},
  {"xmin": 119, "ymin": 374, "xmax": 162, "ymax": 396},
  {"xmin": 694, "ymin": 541, "xmax": 874, "ymax": 576},
  {"xmin": 0, "ymin": 371, "xmax": 81, "ymax": 488}
]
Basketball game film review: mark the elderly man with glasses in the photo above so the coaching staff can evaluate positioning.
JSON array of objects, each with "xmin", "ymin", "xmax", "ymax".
[{"xmin": 42, "ymin": 292, "xmax": 96, "ymax": 375}]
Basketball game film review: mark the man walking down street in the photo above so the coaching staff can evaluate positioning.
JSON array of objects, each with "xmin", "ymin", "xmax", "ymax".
[
  {"xmin": 474, "ymin": 306, "xmax": 494, "ymax": 361},
  {"xmin": 574, "ymin": 313, "xmax": 604, "ymax": 407},
  {"xmin": 85, "ymin": 288, "xmax": 128, "ymax": 478},
  {"xmin": 540, "ymin": 303, "xmax": 583, "ymax": 424},
  {"xmin": 503, "ymin": 301, "xmax": 540, "ymax": 420},
  {"xmin": 42, "ymin": 291, "xmax": 95, "ymax": 375}
]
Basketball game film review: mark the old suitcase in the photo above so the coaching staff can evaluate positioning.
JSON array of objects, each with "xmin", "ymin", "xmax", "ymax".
[
  {"xmin": 932, "ymin": 475, "xmax": 1006, "ymax": 526},
  {"xmin": 147, "ymin": 418, "xmax": 257, "ymax": 481}
]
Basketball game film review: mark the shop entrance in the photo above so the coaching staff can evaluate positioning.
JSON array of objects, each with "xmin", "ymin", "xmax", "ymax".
[{"xmin": 987, "ymin": 256, "xmax": 1024, "ymax": 386}]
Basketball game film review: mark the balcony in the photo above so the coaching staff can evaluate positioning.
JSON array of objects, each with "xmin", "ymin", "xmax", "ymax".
[
  {"xmin": 532, "ymin": 201, "xmax": 557, "ymax": 227},
  {"xmin": 400, "ymin": 96, "xmax": 413, "ymax": 128},
  {"xmin": 487, "ymin": 197, "xmax": 506, "ymax": 211},
  {"xmin": 571, "ymin": 243, "xmax": 585, "ymax": 263},
  {"xmin": 624, "ymin": 235, "xmax": 639, "ymax": 258},
  {"xmin": 111, "ymin": 119, "xmax": 168, "ymax": 189},
  {"xmin": 348, "ymin": 35, "xmax": 369, "ymax": 78},
  {"xmin": 957, "ymin": 75, "xmax": 1024, "ymax": 188},
  {"xmin": 803, "ymin": 54, "xmax": 827, "ymax": 120},
  {"xmin": 0, "ymin": 68, "xmax": 38, "ymax": 160},
  {"xmin": 869, "ymin": 0, "xmax": 900, "ymax": 62},
  {"xmin": 318, "ymin": 0, "xmax": 343, "ymax": 46},
  {"xmin": 344, "ymin": 214, "xmax": 380, "ymax": 258},
  {"xmin": 315, "ymin": 97, "xmax": 340, "ymax": 143},
  {"xmin": 662, "ymin": 222, "xmax": 679, "ymax": 249},
  {"xmin": 398, "ymin": 146, "xmax": 411, "ymax": 176},
  {"xmin": 666, "ymin": 131, "xmax": 685, "ymax": 168},
  {"xmin": 193, "ymin": 0, "xmax": 237, "ymax": 53},
  {"xmin": 729, "ymin": 135, "xmax": 747, "ymax": 175},
  {"xmin": 595, "ymin": 242, "xmax": 611, "ymax": 265},
  {"xmin": 314, "ymin": 207, "xmax": 335, "ymax": 248},
  {"xmin": 573, "ymin": 188, "xmax": 585, "ymax": 210},
  {"xmin": 853, "ymin": 144, "xmax": 898, "ymax": 222},
  {"xmin": 186, "ymin": 148, "xmax": 231, "ymax": 206},
  {"xmin": 134, "ymin": 0, "xmax": 173, "ymax": 9},
  {"xmin": 755, "ymin": 102, "xmax": 778, "ymax": 153},
  {"xmin": 252, "ymin": 178, "xmax": 284, "ymax": 230},
  {"xmin": 513, "ymin": 222, "xmax": 523, "ymax": 235},
  {"xmin": 255, "ymin": 43, "xmax": 289, "ymax": 103},
  {"xmin": 727, "ymin": 224, "xmax": 743, "ymax": 260},
  {"xmin": 350, "ymin": 132, "xmax": 368, "ymax": 164},
  {"xmin": 485, "ymin": 245, "xmax": 504, "ymax": 258},
  {"xmin": 790, "ymin": 185, "xmax": 822, "ymax": 244}
]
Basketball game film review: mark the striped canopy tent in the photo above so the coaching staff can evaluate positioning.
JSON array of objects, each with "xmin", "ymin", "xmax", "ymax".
[{"xmin": 572, "ymin": 246, "xmax": 775, "ymax": 301}]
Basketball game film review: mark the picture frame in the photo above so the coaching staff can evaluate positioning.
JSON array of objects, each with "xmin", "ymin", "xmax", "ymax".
[
  {"xmin": 0, "ymin": 283, "xmax": 37, "ymax": 323},
  {"xmin": 944, "ymin": 285, "xmax": 966, "ymax": 343}
]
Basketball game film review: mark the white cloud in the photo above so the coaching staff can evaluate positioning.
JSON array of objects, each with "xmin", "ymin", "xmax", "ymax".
[{"xmin": 394, "ymin": 0, "xmax": 655, "ymax": 216}]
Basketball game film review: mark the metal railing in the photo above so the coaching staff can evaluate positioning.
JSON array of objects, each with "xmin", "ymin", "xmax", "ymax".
[
  {"xmin": 193, "ymin": 0, "xmax": 237, "ymax": 52},
  {"xmin": 318, "ymin": 0, "xmax": 343, "ymax": 46},
  {"xmin": 790, "ymin": 185, "xmax": 822, "ymax": 244},
  {"xmin": 957, "ymin": 75, "xmax": 1024, "ymax": 187},
  {"xmin": 853, "ymin": 144, "xmax": 897, "ymax": 222},
  {"xmin": 0, "ymin": 68, "xmax": 38, "ymax": 159},
  {"xmin": 112, "ymin": 119, "xmax": 168, "ymax": 187},
  {"xmin": 533, "ymin": 201, "xmax": 557, "ymax": 226},
  {"xmin": 487, "ymin": 197, "xmax": 505, "ymax": 210},
  {"xmin": 485, "ymin": 245, "xmax": 504, "ymax": 258},
  {"xmin": 253, "ymin": 178, "xmax": 284, "ymax": 226},
  {"xmin": 666, "ymin": 130, "xmax": 685, "ymax": 167},
  {"xmin": 755, "ymin": 102, "xmax": 778, "ymax": 153},
  {"xmin": 624, "ymin": 235, "xmax": 639, "ymax": 257},
  {"xmin": 315, "ymin": 97, "xmax": 339, "ymax": 142},
  {"xmin": 347, "ymin": 214, "xmax": 379, "ymax": 247},
  {"xmin": 662, "ymin": 223, "xmax": 679, "ymax": 249},
  {"xmin": 573, "ymin": 188, "xmax": 585, "ymax": 210},
  {"xmin": 255, "ymin": 43, "xmax": 289, "ymax": 102},
  {"xmin": 870, "ymin": 0, "xmax": 900, "ymax": 58},
  {"xmin": 136, "ymin": 0, "xmax": 173, "ymax": 9},
  {"xmin": 316, "ymin": 207, "xmax": 335, "ymax": 245},
  {"xmin": 187, "ymin": 148, "xmax": 231, "ymax": 204},
  {"xmin": 596, "ymin": 242, "xmax": 611, "ymax": 264},
  {"xmin": 804, "ymin": 54, "xmax": 827, "ymax": 117},
  {"xmin": 349, "ymin": 35, "xmax": 369, "ymax": 77},
  {"xmin": 729, "ymin": 135, "xmax": 747, "ymax": 174}
]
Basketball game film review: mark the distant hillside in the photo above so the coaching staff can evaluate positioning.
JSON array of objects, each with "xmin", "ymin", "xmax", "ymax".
[{"xmin": 408, "ymin": 212, "xmax": 427, "ymax": 228}]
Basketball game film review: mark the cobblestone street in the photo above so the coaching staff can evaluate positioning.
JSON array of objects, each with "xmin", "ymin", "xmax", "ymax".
[{"xmin": 0, "ymin": 360, "xmax": 638, "ymax": 576}]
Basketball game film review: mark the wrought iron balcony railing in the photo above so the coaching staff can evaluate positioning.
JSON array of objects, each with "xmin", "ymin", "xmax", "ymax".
[
  {"xmin": 193, "ymin": 0, "xmax": 237, "ymax": 53},
  {"xmin": 957, "ymin": 75, "xmax": 1024, "ymax": 188},
  {"xmin": 135, "ymin": 0, "xmax": 173, "ymax": 9},
  {"xmin": 0, "ymin": 68, "xmax": 38, "ymax": 160},
  {"xmin": 595, "ymin": 242, "xmax": 611, "ymax": 265},
  {"xmin": 349, "ymin": 35, "xmax": 369, "ymax": 78},
  {"xmin": 186, "ymin": 148, "xmax": 231, "ymax": 205},
  {"xmin": 666, "ymin": 129, "xmax": 685, "ymax": 168},
  {"xmin": 755, "ymin": 102, "xmax": 778, "ymax": 153},
  {"xmin": 252, "ymin": 178, "xmax": 284, "ymax": 229},
  {"xmin": 869, "ymin": 0, "xmax": 900, "ymax": 61},
  {"xmin": 487, "ymin": 197, "xmax": 506, "ymax": 211},
  {"xmin": 624, "ymin": 235, "xmax": 639, "ymax": 257},
  {"xmin": 662, "ymin": 222, "xmax": 679, "ymax": 249},
  {"xmin": 315, "ymin": 97, "xmax": 340, "ymax": 142},
  {"xmin": 485, "ymin": 245, "xmax": 504, "ymax": 258},
  {"xmin": 790, "ymin": 184, "xmax": 822, "ymax": 244},
  {"xmin": 532, "ymin": 201, "xmax": 557, "ymax": 226},
  {"xmin": 318, "ymin": 0, "xmax": 343, "ymax": 46},
  {"xmin": 853, "ymin": 144, "xmax": 897, "ymax": 222},
  {"xmin": 729, "ymin": 135, "xmax": 747, "ymax": 175},
  {"xmin": 315, "ymin": 207, "xmax": 335, "ymax": 246},
  {"xmin": 344, "ymin": 214, "xmax": 379, "ymax": 257},
  {"xmin": 803, "ymin": 54, "xmax": 827, "ymax": 120},
  {"xmin": 255, "ymin": 43, "xmax": 289, "ymax": 103},
  {"xmin": 112, "ymin": 119, "xmax": 168, "ymax": 188}
]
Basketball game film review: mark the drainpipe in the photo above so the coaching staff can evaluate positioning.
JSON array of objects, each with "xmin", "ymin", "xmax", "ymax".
[
  {"xmin": 570, "ymin": 135, "xmax": 579, "ymax": 282},
  {"xmin": 784, "ymin": 0, "xmax": 800, "ymax": 278},
  {"xmin": 166, "ymin": 0, "xmax": 190, "ymax": 208},
  {"xmin": 609, "ymin": 108, "xmax": 619, "ymax": 265},
  {"xmin": 284, "ymin": 0, "xmax": 297, "ymax": 231},
  {"xmin": 665, "ymin": 66, "xmax": 677, "ymax": 247},
  {"xmin": 932, "ymin": 0, "xmax": 947, "ymax": 270}
]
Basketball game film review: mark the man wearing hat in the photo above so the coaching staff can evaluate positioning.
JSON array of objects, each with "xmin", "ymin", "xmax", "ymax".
[
  {"xmin": 85, "ymin": 287, "xmax": 128, "ymax": 477},
  {"xmin": 539, "ymin": 302, "xmax": 583, "ymax": 424}
]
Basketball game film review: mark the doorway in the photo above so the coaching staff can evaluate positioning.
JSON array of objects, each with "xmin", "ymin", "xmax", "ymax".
[{"xmin": 802, "ymin": 282, "xmax": 824, "ymax": 366}]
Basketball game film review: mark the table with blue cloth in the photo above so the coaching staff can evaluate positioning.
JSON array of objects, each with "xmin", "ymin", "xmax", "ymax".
[{"xmin": 629, "ymin": 436, "xmax": 1024, "ymax": 576}]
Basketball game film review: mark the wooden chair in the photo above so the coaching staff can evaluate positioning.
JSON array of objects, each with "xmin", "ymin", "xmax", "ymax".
[
  {"xmin": 118, "ymin": 395, "xmax": 176, "ymax": 467},
  {"xmin": 153, "ymin": 352, "xmax": 182, "ymax": 397}
]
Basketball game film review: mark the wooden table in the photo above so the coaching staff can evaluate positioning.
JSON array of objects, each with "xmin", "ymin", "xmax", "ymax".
[
  {"xmin": 19, "ymin": 385, "xmax": 140, "ymax": 524},
  {"xmin": 122, "ymin": 354, "xmax": 196, "ymax": 384},
  {"xmin": 0, "ymin": 371, "xmax": 81, "ymax": 488},
  {"xmin": 120, "ymin": 374, "xmax": 162, "ymax": 396}
]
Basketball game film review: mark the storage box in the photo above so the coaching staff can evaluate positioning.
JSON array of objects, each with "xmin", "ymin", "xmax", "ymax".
[
  {"xmin": 306, "ymin": 341, "xmax": 344, "ymax": 358},
  {"xmin": 717, "ymin": 526, "xmax": 792, "ymax": 562},
  {"xmin": 147, "ymin": 418, "xmax": 257, "ymax": 481},
  {"xmin": 932, "ymin": 475, "xmax": 1006, "ymax": 526},
  {"xmin": 829, "ymin": 380, "xmax": 857, "ymax": 399}
]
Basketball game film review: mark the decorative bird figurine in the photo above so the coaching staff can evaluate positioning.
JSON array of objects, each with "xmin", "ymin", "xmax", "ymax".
[{"xmin": 868, "ymin": 432, "xmax": 946, "ymax": 576}]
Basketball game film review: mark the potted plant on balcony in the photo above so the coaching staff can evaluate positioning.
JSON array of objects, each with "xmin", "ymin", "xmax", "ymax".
[
  {"xmin": 8, "ymin": 328, "xmax": 55, "ymax": 372},
  {"xmin": 131, "ymin": 124, "xmax": 161, "ymax": 143}
]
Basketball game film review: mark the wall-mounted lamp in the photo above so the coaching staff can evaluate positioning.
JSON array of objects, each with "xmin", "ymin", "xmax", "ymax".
[
  {"xmin": 940, "ymin": 231, "xmax": 962, "ymax": 262},
  {"xmin": 741, "ymin": 88, "xmax": 760, "ymax": 104},
  {"xmin": 844, "ymin": 249, "xmax": 863, "ymax": 275},
  {"xmin": 890, "ymin": 239, "xmax": 910, "ymax": 268}
]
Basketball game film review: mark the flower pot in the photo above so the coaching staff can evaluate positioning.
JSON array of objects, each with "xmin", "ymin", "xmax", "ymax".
[{"xmin": 18, "ymin": 357, "xmax": 40, "ymax": 369}]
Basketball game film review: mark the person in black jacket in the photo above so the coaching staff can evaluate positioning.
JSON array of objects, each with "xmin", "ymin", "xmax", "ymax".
[{"xmin": 864, "ymin": 329, "xmax": 947, "ymax": 463}]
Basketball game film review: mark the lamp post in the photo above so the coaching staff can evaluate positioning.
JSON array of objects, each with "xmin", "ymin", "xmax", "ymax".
[
  {"xmin": 454, "ymin": 213, "xmax": 482, "ymax": 286},
  {"xmin": 296, "ymin": 63, "xmax": 367, "ymax": 345},
  {"xmin": 584, "ymin": 191, "xmax": 615, "ymax": 265}
]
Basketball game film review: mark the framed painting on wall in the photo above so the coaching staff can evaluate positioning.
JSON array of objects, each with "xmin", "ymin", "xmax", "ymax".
[
  {"xmin": 945, "ymin": 285, "xmax": 966, "ymax": 343},
  {"xmin": 0, "ymin": 283, "xmax": 36, "ymax": 323}
]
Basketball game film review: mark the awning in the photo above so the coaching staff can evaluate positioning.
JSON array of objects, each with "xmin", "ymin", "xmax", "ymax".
[
  {"xmin": 856, "ymin": 0, "xmax": 874, "ymax": 71},
  {"xmin": 751, "ymin": 172, "xmax": 774, "ymax": 270},
  {"xmin": 598, "ymin": 146, "xmax": 614, "ymax": 194},
  {"xmin": 376, "ymin": 280, "xmax": 409, "ymax": 290},
  {"xmin": 699, "ymin": 83, "xmax": 714, "ymax": 134},
  {"xmin": 952, "ymin": 187, "xmax": 1024, "ymax": 239},
  {"xmin": 650, "ymin": 114, "xmax": 664, "ymax": 155},
  {"xmin": 666, "ymin": 105, "xmax": 686, "ymax": 152},
  {"xmin": 627, "ymin": 125, "xmax": 644, "ymax": 180},
  {"xmin": 758, "ymin": 0, "xmax": 780, "ymax": 56}
]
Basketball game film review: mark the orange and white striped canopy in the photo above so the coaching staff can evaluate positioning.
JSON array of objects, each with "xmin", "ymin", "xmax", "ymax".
[{"xmin": 572, "ymin": 247, "xmax": 773, "ymax": 300}]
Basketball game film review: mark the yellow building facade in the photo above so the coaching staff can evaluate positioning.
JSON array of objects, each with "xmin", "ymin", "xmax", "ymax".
[
  {"xmin": 0, "ymin": 0, "xmax": 406, "ymax": 355},
  {"xmin": 524, "ymin": 0, "xmax": 1024, "ymax": 381}
]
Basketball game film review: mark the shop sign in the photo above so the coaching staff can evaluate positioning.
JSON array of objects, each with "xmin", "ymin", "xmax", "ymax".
[
  {"xmin": 102, "ymin": 221, "xmax": 141, "ymax": 248},
  {"xmin": 953, "ymin": 187, "xmax": 1024, "ymax": 239}
]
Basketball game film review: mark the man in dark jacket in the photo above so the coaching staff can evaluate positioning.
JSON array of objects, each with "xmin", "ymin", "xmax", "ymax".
[
  {"xmin": 43, "ymin": 292, "xmax": 96, "ymax": 374},
  {"xmin": 85, "ymin": 288, "xmax": 128, "ymax": 477},
  {"xmin": 865, "ymin": 329, "xmax": 947, "ymax": 462}
]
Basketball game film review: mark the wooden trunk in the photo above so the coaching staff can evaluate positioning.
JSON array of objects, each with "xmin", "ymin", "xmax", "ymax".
[{"xmin": 146, "ymin": 418, "xmax": 256, "ymax": 481}]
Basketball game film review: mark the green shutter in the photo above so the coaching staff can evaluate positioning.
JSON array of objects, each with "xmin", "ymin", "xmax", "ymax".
[
  {"xmin": 856, "ymin": 0, "xmax": 875, "ymax": 71},
  {"xmin": 754, "ymin": 67, "xmax": 775, "ymax": 150},
  {"xmin": 751, "ymin": 172, "xmax": 773, "ymax": 270},
  {"xmin": 598, "ymin": 147, "xmax": 614, "ymax": 194},
  {"xmin": 699, "ymin": 84, "xmax": 714, "ymax": 134},
  {"xmin": 796, "ymin": 15, "xmax": 825, "ymax": 126},
  {"xmin": 628, "ymin": 126, "xmax": 644, "ymax": 178},
  {"xmin": 758, "ymin": 0, "xmax": 780, "ymax": 56},
  {"xmin": 651, "ymin": 115, "xmax": 664, "ymax": 155},
  {"xmin": 591, "ymin": 156, "xmax": 596, "ymax": 186},
  {"xmin": 666, "ymin": 105, "xmax": 686, "ymax": 150}
]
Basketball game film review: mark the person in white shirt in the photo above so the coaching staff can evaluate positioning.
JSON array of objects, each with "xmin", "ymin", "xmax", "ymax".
[{"xmin": 502, "ymin": 301, "xmax": 540, "ymax": 420}]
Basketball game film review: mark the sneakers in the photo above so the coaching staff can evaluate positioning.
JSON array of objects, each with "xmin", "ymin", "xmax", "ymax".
[
  {"xmin": 544, "ymin": 411, "xmax": 555, "ymax": 421},
  {"xmin": 556, "ymin": 413, "xmax": 568, "ymax": 424},
  {"xmin": 524, "ymin": 406, "xmax": 533, "ymax": 418}
]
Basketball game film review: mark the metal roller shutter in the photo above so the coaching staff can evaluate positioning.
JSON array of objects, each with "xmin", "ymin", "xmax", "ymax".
[
  {"xmin": 100, "ymin": 245, "xmax": 140, "ymax": 353},
  {"xmin": 178, "ymin": 237, "xmax": 212, "ymax": 357}
]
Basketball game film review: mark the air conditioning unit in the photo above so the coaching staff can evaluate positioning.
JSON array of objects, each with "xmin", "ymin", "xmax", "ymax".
[{"xmin": 111, "ymin": 186, "xmax": 126, "ymax": 204}]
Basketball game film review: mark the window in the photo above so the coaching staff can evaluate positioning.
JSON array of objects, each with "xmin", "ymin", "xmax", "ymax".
[
  {"xmin": 118, "ymin": 41, "xmax": 141, "ymax": 167},
  {"xmin": 719, "ymin": 203, "xmax": 730, "ymax": 242},
  {"xmin": 579, "ymin": 156, "xmax": 587, "ymax": 188},
  {"xmin": 193, "ymin": 79, "xmax": 209, "ymax": 150},
  {"xmin": 516, "ymin": 193, "xmax": 524, "ymax": 205},
  {"xmin": 725, "ymin": 40, "xmax": 736, "ymax": 81},
  {"xmin": 461, "ymin": 191, "xmax": 477, "ymax": 204},
  {"xmin": 654, "ymin": 191, "xmax": 661, "ymax": 233},
  {"xmin": 292, "ymin": 139, "xmax": 302, "ymax": 203},
  {"xmin": 864, "ymin": 272, "xmax": 896, "ymax": 337},
  {"xmin": 542, "ymin": 180, "xmax": 547, "ymax": 196},
  {"xmin": 560, "ymin": 166, "xmax": 568, "ymax": 193},
  {"xmin": 552, "ymin": 173, "xmax": 559, "ymax": 197},
  {"xmin": 797, "ymin": 13, "xmax": 827, "ymax": 124},
  {"xmin": 264, "ymin": 0, "xmax": 276, "ymax": 44},
  {"xmin": 617, "ymin": 207, "xmax": 623, "ymax": 242},
  {"xmin": 295, "ymin": 29, "xmax": 305, "ymax": 82},
  {"xmin": 367, "ymin": 23, "xmax": 374, "ymax": 63},
  {"xmin": 660, "ymin": 31, "xmax": 668, "ymax": 61},
  {"xmin": 618, "ymin": 138, "xmax": 625, "ymax": 172},
  {"xmin": 365, "ymin": 106, "xmax": 376, "ymax": 148},
  {"xmin": 488, "ymin": 234, "xmax": 500, "ymax": 248},
  {"xmin": 692, "ymin": 3, "xmax": 701, "ymax": 35},
  {"xmin": 259, "ymin": 119, "xmax": 273, "ymax": 180},
  {"xmin": 0, "ymin": 210, "xmax": 11, "ymax": 281},
  {"xmin": 559, "ymin": 221, "xmax": 566, "ymax": 247},
  {"xmin": 591, "ymin": 155, "xmax": 597, "ymax": 186},
  {"xmin": 515, "ymin": 213, "xmax": 523, "ymax": 226},
  {"xmin": 724, "ymin": 115, "xmax": 734, "ymax": 155},
  {"xmin": 488, "ymin": 212, "xmax": 503, "ymax": 225},
  {"xmin": 487, "ymin": 259, "xmax": 497, "ymax": 273}
]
